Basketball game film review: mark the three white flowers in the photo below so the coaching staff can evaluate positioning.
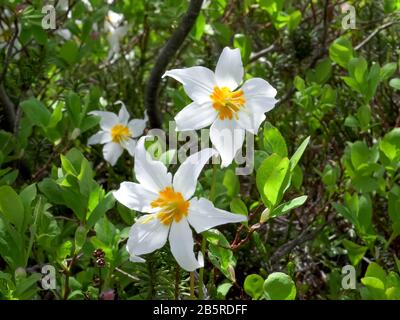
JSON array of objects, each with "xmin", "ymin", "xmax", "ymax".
[{"xmin": 87, "ymin": 47, "xmax": 278, "ymax": 271}]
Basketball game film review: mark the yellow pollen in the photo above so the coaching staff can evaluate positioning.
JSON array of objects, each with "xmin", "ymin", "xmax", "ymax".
[
  {"xmin": 151, "ymin": 187, "xmax": 189, "ymax": 225},
  {"xmin": 210, "ymin": 86, "xmax": 246, "ymax": 120},
  {"xmin": 111, "ymin": 124, "xmax": 131, "ymax": 144}
]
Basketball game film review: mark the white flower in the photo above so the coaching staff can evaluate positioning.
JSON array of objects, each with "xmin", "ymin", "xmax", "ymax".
[
  {"xmin": 55, "ymin": 28, "xmax": 72, "ymax": 41},
  {"xmin": 88, "ymin": 102, "xmax": 147, "ymax": 166},
  {"xmin": 113, "ymin": 136, "xmax": 247, "ymax": 271},
  {"xmin": 105, "ymin": 10, "xmax": 129, "ymax": 61},
  {"xmin": 163, "ymin": 47, "xmax": 278, "ymax": 167}
]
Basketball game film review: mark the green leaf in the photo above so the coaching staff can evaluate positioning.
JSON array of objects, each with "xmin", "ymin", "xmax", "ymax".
[
  {"xmin": 263, "ymin": 272, "xmax": 296, "ymax": 300},
  {"xmin": 366, "ymin": 63, "xmax": 381, "ymax": 101},
  {"xmin": 348, "ymin": 57, "xmax": 367, "ymax": 83},
  {"xmin": 0, "ymin": 186, "xmax": 25, "ymax": 231},
  {"xmin": 314, "ymin": 59, "xmax": 332, "ymax": 84},
  {"xmin": 293, "ymin": 76, "xmax": 305, "ymax": 91},
  {"xmin": 269, "ymin": 195, "xmax": 307, "ymax": 219},
  {"xmin": 74, "ymin": 225, "xmax": 87, "ymax": 254},
  {"xmin": 256, "ymin": 154, "xmax": 290, "ymax": 209},
  {"xmin": 59, "ymin": 41, "xmax": 79, "ymax": 65},
  {"xmin": 48, "ymin": 102, "xmax": 63, "ymax": 128},
  {"xmin": 191, "ymin": 12, "xmax": 205, "ymax": 41},
  {"xmin": 204, "ymin": 229, "xmax": 236, "ymax": 282},
  {"xmin": 216, "ymin": 282, "xmax": 233, "ymax": 299},
  {"xmin": 80, "ymin": 115, "xmax": 100, "ymax": 133},
  {"xmin": 365, "ymin": 262, "xmax": 386, "ymax": 283},
  {"xmin": 289, "ymin": 136, "xmax": 310, "ymax": 171},
  {"xmin": 287, "ymin": 10, "xmax": 301, "ymax": 31},
  {"xmin": 380, "ymin": 128, "xmax": 400, "ymax": 162},
  {"xmin": 66, "ymin": 91, "xmax": 82, "ymax": 128},
  {"xmin": 361, "ymin": 277, "xmax": 385, "ymax": 292},
  {"xmin": 233, "ymin": 34, "xmax": 252, "ymax": 65},
  {"xmin": 329, "ymin": 37, "xmax": 354, "ymax": 69},
  {"xmin": 389, "ymin": 78, "xmax": 400, "ymax": 90},
  {"xmin": 380, "ymin": 62, "xmax": 397, "ymax": 80},
  {"xmin": 333, "ymin": 202, "xmax": 357, "ymax": 226},
  {"xmin": 244, "ymin": 274, "xmax": 264, "ymax": 299},
  {"xmin": 262, "ymin": 122, "xmax": 288, "ymax": 157},
  {"xmin": 86, "ymin": 192, "xmax": 115, "ymax": 228},
  {"xmin": 356, "ymin": 105, "xmax": 371, "ymax": 130},
  {"xmin": 357, "ymin": 195, "xmax": 373, "ymax": 236},
  {"xmin": 350, "ymin": 141, "xmax": 371, "ymax": 170},
  {"xmin": 343, "ymin": 239, "xmax": 367, "ymax": 266},
  {"xmin": 20, "ymin": 98, "xmax": 51, "ymax": 128},
  {"xmin": 229, "ymin": 198, "xmax": 248, "ymax": 216},
  {"xmin": 223, "ymin": 169, "xmax": 240, "ymax": 198}
]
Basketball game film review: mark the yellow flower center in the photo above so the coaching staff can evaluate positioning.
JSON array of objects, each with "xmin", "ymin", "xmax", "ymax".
[
  {"xmin": 210, "ymin": 86, "xmax": 246, "ymax": 120},
  {"xmin": 111, "ymin": 124, "xmax": 131, "ymax": 144},
  {"xmin": 151, "ymin": 187, "xmax": 189, "ymax": 225}
]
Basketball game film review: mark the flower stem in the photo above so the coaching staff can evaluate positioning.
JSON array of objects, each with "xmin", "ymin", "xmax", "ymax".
[
  {"xmin": 174, "ymin": 264, "xmax": 180, "ymax": 299},
  {"xmin": 209, "ymin": 163, "xmax": 217, "ymax": 202},
  {"xmin": 198, "ymin": 164, "xmax": 217, "ymax": 299},
  {"xmin": 189, "ymin": 272, "xmax": 195, "ymax": 299},
  {"xmin": 198, "ymin": 235, "xmax": 206, "ymax": 299}
]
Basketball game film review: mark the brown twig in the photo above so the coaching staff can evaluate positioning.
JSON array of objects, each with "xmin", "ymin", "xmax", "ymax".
[{"xmin": 144, "ymin": 0, "xmax": 203, "ymax": 128}]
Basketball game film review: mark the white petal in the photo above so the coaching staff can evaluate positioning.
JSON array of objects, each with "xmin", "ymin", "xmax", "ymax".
[
  {"xmin": 89, "ymin": 110, "xmax": 119, "ymax": 130},
  {"xmin": 121, "ymin": 138, "xmax": 136, "ymax": 156},
  {"xmin": 173, "ymin": 148, "xmax": 217, "ymax": 199},
  {"xmin": 134, "ymin": 136, "xmax": 172, "ymax": 193},
  {"xmin": 241, "ymin": 78, "xmax": 278, "ymax": 108},
  {"xmin": 210, "ymin": 119, "xmax": 245, "ymax": 168},
  {"xmin": 103, "ymin": 142, "xmax": 123, "ymax": 166},
  {"xmin": 87, "ymin": 131, "xmax": 111, "ymax": 145},
  {"xmin": 215, "ymin": 47, "xmax": 244, "ymax": 90},
  {"xmin": 163, "ymin": 66, "xmax": 216, "ymax": 103},
  {"xmin": 128, "ymin": 119, "xmax": 147, "ymax": 138},
  {"xmin": 175, "ymin": 101, "xmax": 217, "ymax": 131},
  {"xmin": 127, "ymin": 214, "xmax": 169, "ymax": 256},
  {"xmin": 235, "ymin": 108, "xmax": 256, "ymax": 133},
  {"xmin": 169, "ymin": 218, "xmax": 201, "ymax": 271},
  {"xmin": 188, "ymin": 197, "xmax": 247, "ymax": 233},
  {"xmin": 114, "ymin": 24, "xmax": 129, "ymax": 39},
  {"xmin": 113, "ymin": 182, "xmax": 158, "ymax": 213},
  {"xmin": 126, "ymin": 247, "xmax": 146, "ymax": 263},
  {"xmin": 107, "ymin": 10, "xmax": 124, "ymax": 26},
  {"xmin": 239, "ymin": 78, "xmax": 278, "ymax": 133},
  {"xmin": 116, "ymin": 101, "xmax": 130, "ymax": 125},
  {"xmin": 55, "ymin": 29, "xmax": 71, "ymax": 40}
]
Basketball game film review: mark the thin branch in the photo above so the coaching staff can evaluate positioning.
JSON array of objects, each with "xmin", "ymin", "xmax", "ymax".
[
  {"xmin": 0, "ymin": 18, "xmax": 19, "ymax": 132},
  {"xmin": 0, "ymin": 83, "xmax": 16, "ymax": 132},
  {"xmin": 270, "ymin": 215, "xmax": 334, "ymax": 265},
  {"xmin": 0, "ymin": 19, "xmax": 19, "ymax": 83},
  {"xmin": 355, "ymin": 21, "xmax": 398, "ymax": 51},
  {"xmin": 144, "ymin": 0, "xmax": 203, "ymax": 128},
  {"xmin": 249, "ymin": 44, "xmax": 275, "ymax": 63},
  {"xmin": 114, "ymin": 267, "xmax": 140, "ymax": 281}
]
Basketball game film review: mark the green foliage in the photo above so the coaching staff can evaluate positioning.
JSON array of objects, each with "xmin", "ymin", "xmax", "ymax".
[
  {"xmin": 360, "ymin": 263, "xmax": 400, "ymax": 300},
  {"xmin": 38, "ymin": 148, "xmax": 115, "ymax": 226},
  {"xmin": 1, "ymin": 0, "xmax": 400, "ymax": 301},
  {"xmin": 244, "ymin": 272, "xmax": 297, "ymax": 300}
]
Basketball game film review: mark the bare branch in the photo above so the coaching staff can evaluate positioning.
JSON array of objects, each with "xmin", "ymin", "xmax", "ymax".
[
  {"xmin": 144, "ymin": 0, "xmax": 203, "ymax": 128},
  {"xmin": 355, "ymin": 21, "xmax": 398, "ymax": 51}
]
